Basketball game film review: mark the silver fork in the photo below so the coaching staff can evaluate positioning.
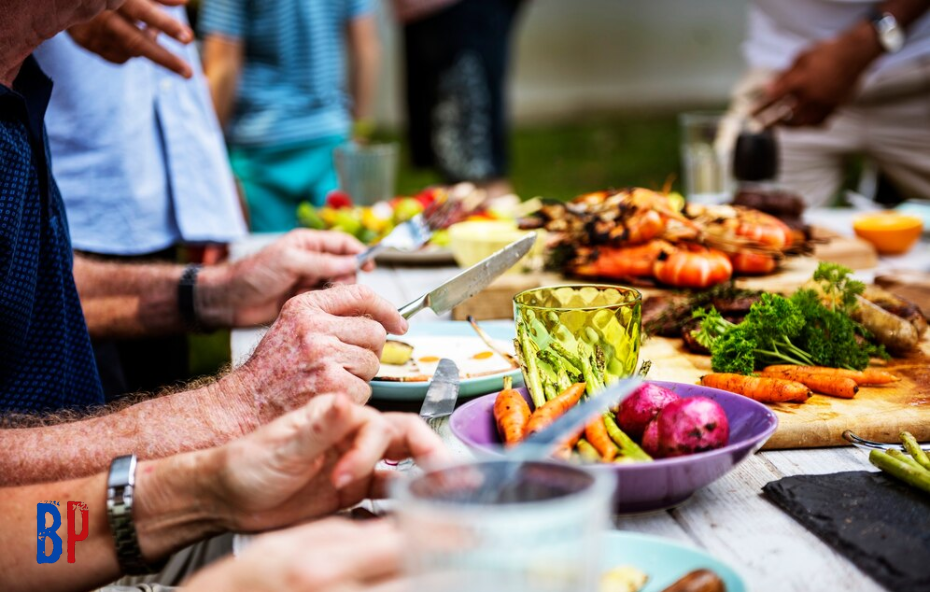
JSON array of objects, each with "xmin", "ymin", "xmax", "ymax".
[
  {"xmin": 843, "ymin": 430, "xmax": 930, "ymax": 452},
  {"xmin": 356, "ymin": 199, "xmax": 460, "ymax": 266}
]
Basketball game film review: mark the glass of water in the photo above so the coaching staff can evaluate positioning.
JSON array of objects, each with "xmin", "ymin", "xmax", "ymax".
[
  {"xmin": 333, "ymin": 142, "xmax": 399, "ymax": 206},
  {"xmin": 391, "ymin": 460, "xmax": 615, "ymax": 592},
  {"xmin": 679, "ymin": 111, "xmax": 738, "ymax": 205}
]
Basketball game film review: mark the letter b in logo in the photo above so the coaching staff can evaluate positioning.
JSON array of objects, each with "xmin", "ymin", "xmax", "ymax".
[{"xmin": 36, "ymin": 502, "xmax": 62, "ymax": 564}]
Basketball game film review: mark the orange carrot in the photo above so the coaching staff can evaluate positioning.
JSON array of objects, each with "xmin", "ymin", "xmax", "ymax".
[
  {"xmin": 493, "ymin": 376, "xmax": 532, "ymax": 446},
  {"xmin": 701, "ymin": 373, "xmax": 811, "ymax": 404},
  {"xmin": 761, "ymin": 369, "xmax": 859, "ymax": 399},
  {"xmin": 553, "ymin": 430, "xmax": 583, "ymax": 460},
  {"xmin": 763, "ymin": 365, "xmax": 899, "ymax": 386},
  {"xmin": 525, "ymin": 383, "xmax": 586, "ymax": 436},
  {"xmin": 584, "ymin": 416, "xmax": 619, "ymax": 461}
]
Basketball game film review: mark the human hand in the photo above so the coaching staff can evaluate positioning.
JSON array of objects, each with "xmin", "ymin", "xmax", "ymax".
[
  {"xmin": 200, "ymin": 229, "xmax": 373, "ymax": 328},
  {"xmin": 68, "ymin": 0, "xmax": 194, "ymax": 78},
  {"xmin": 753, "ymin": 24, "xmax": 882, "ymax": 127},
  {"xmin": 218, "ymin": 284, "xmax": 406, "ymax": 417},
  {"xmin": 206, "ymin": 395, "xmax": 447, "ymax": 532},
  {"xmin": 184, "ymin": 519, "xmax": 406, "ymax": 592}
]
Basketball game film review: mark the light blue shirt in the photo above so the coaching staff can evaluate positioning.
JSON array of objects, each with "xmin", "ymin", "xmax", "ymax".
[
  {"xmin": 199, "ymin": 0, "xmax": 372, "ymax": 148},
  {"xmin": 33, "ymin": 11, "xmax": 247, "ymax": 256}
]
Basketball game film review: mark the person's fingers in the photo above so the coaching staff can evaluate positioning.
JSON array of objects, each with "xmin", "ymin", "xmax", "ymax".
[
  {"xmin": 331, "ymin": 412, "xmax": 395, "ymax": 488},
  {"xmin": 303, "ymin": 285, "xmax": 408, "ymax": 336},
  {"xmin": 120, "ymin": 0, "xmax": 193, "ymax": 43},
  {"xmin": 271, "ymin": 395, "xmax": 364, "ymax": 469},
  {"xmin": 287, "ymin": 229, "xmax": 368, "ymax": 256},
  {"xmin": 288, "ymin": 250, "xmax": 361, "ymax": 282},
  {"xmin": 104, "ymin": 12, "xmax": 193, "ymax": 77},
  {"xmin": 380, "ymin": 413, "xmax": 451, "ymax": 465}
]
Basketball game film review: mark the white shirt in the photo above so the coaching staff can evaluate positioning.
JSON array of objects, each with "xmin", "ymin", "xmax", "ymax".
[
  {"xmin": 745, "ymin": 0, "xmax": 930, "ymax": 83},
  {"xmin": 34, "ymin": 8, "xmax": 247, "ymax": 256}
]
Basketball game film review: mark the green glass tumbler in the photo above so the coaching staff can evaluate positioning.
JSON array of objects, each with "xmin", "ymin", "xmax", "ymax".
[{"xmin": 513, "ymin": 285, "xmax": 642, "ymax": 408}]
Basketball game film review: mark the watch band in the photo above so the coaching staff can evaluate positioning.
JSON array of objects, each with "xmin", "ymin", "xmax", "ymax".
[
  {"xmin": 177, "ymin": 264, "xmax": 203, "ymax": 332},
  {"xmin": 107, "ymin": 454, "xmax": 167, "ymax": 576}
]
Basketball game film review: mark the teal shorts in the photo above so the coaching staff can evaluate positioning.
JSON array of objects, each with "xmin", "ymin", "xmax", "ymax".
[{"xmin": 230, "ymin": 135, "xmax": 346, "ymax": 232}]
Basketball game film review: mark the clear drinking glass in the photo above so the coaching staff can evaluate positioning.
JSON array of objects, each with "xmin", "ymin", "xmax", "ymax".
[
  {"xmin": 513, "ymin": 285, "xmax": 641, "ymax": 404},
  {"xmin": 679, "ymin": 111, "xmax": 737, "ymax": 204},
  {"xmin": 392, "ymin": 460, "xmax": 616, "ymax": 592},
  {"xmin": 333, "ymin": 142, "xmax": 398, "ymax": 206}
]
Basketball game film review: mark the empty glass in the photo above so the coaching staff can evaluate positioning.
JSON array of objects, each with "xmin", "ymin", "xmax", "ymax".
[
  {"xmin": 679, "ymin": 111, "xmax": 738, "ymax": 204},
  {"xmin": 333, "ymin": 142, "xmax": 398, "ymax": 206},
  {"xmin": 392, "ymin": 460, "xmax": 615, "ymax": 592}
]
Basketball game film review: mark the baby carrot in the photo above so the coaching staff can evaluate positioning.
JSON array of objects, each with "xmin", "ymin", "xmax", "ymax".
[
  {"xmin": 763, "ymin": 365, "xmax": 899, "ymax": 386},
  {"xmin": 584, "ymin": 416, "xmax": 619, "ymax": 462},
  {"xmin": 761, "ymin": 369, "xmax": 859, "ymax": 399},
  {"xmin": 493, "ymin": 376, "xmax": 532, "ymax": 446},
  {"xmin": 525, "ymin": 382, "xmax": 586, "ymax": 436},
  {"xmin": 701, "ymin": 373, "xmax": 811, "ymax": 404}
]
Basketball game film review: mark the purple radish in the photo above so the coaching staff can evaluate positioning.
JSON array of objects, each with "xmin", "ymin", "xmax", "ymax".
[
  {"xmin": 618, "ymin": 383, "xmax": 681, "ymax": 440},
  {"xmin": 642, "ymin": 418, "xmax": 660, "ymax": 457},
  {"xmin": 656, "ymin": 397, "xmax": 729, "ymax": 458}
]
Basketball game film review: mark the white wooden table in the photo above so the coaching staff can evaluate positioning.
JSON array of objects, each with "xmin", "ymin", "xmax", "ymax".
[{"xmin": 229, "ymin": 234, "xmax": 911, "ymax": 592}]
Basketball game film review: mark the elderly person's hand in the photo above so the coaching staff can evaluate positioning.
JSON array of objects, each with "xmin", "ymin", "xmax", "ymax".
[
  {"xmin": 183, "ymin": 519, "xmax": 405, "ymax": 592},
  {"xmin": 68, "ymin": 0, "xmax": 194, "ymax": 78},
  {"xmin": 217, "ymin": 284, "xmax": 405, "ymax": 413},
  {"xmin": 198, "ymin": 229, "xmax": 374, "ymax": 328},
  {"xmin": 201, "ymin": 394, "xmax": 448, "ymax": 532},
  {"xmin": 754, "ymin": 22, "xmax": 883, "ymax": 127}
]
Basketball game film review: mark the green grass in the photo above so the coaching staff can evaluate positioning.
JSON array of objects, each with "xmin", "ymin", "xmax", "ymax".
[{"xmin": 380, "ymin": 113, "xmax": 684, "ymax": 201}]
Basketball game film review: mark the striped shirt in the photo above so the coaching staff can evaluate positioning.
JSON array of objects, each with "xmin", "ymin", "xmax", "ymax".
[{"xmin": 199, "ymin": 0, "xmax": 372, "ymax": 148}]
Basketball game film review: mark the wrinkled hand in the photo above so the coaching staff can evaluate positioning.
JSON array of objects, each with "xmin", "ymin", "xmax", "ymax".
[
  {"xmin": 184, "ymin": 519, "xmax": 406, "ymax": 592},
  {"xmin": 220, "ymin": 284, "xmax": 406, "ymax": 416},
  {"xmin": 207, "ymin": 395, "xmax": 447, "ymax": 533},
  {"xmin": 201, "ymin": 229, "xmax": 373, "ymax": 328},
  {"xmin": 754, "ymin": 25, "xmax": 882, "ymax": 127},
  {"xmin": 68, "ymin": 0, "xmax": 194, "ymax": 78}
]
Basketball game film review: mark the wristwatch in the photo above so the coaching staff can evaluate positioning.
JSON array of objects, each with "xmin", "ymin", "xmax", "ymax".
[
  {"xmin": 870, "ymin": 10, "xmax": 905, "ymax": 53},
  {"xmin": 107, "ymin": 454, "xmax": 166, "ymax": 575}
]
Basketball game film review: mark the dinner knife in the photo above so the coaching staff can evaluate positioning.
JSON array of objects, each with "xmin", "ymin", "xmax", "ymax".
[
  {"xmin": 418, "ymin": 358, "xmax": 460, "ymax": 430},
  {"xmin": 397, "ymin": 233, "xmax": 536, "ymax": 320}
]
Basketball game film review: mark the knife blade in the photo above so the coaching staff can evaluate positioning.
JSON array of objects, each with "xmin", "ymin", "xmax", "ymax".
[
  {"xmin": 418, "ymin": 358, "xmax": 460, "ymax": 427},
  {"xmin": 398, "ymin": 233, "xmax": 536, "ymax": 320}
]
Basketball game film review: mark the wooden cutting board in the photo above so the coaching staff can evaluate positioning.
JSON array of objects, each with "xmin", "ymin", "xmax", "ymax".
[{"xmin": 641, "ymin": 336, "xmax": 930, "ymax": 450}]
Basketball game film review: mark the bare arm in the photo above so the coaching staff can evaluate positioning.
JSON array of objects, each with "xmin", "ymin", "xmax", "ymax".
[
  {"xmin": 346, "ymin": 14, "xmax": 380, "ymax": 123},
  {"xmin": 0, "ymin": 454, "xmax": 221, "ymax": 592},
  {"xmin": 0, "ymin": 377, "xmax": 251, "ymax": 486},
  {"xmin": 201, "ymin": 34, "xmax": 245, "ymax": 128}
]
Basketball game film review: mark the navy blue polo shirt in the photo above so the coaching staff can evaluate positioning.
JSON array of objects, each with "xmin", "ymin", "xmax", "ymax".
[{"xmin": 0, "ymin": 57, "xmax": 103, "ymax": 413}]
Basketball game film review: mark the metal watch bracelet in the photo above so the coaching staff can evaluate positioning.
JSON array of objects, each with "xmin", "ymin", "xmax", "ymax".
[{"xmin": 107, "ymin": 454, "xmax": 167, "ymax": 576}]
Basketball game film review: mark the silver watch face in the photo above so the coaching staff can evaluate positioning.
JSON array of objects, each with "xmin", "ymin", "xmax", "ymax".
[{"xmin": 878, "ymin": 15, "xmax": 905, "ymax": 53}]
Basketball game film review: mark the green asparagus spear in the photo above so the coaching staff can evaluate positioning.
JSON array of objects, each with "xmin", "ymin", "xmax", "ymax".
[
  {"xmin": 576, "ymin": 439, "xmax": 601, "ymax": 463},
  {"xmin": 603, "ymin": 414, "xmax": 652, "ymax": 462},
  {"xmin": 887, "ymin": 449, "xmax": 926, "ymax": 471},
  {"xmin": 870, "ymin": 449, "xmax": 930, "ymax": 494},
  {"xmin": 517, "ymin": 323, "xmax": 546, "ymax": 409},
  {"xmin": 900, "ymin": 431, "xmax": 930, "ymax": 471}
]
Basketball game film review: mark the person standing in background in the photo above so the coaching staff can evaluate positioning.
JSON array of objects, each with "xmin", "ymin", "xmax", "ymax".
[
  {"xmin": 34, "ymin": 3, "xmax": 249, "ymax": 399},
  {"xmin": 200, "ymin": 0, "xmax": 380, "ymax": 232},
  {"xmin": 393, "ymin": 0, "xmax": 526, "ymax": 199},
  {"xmin": 731, "ymin": 0, "xmax": 930, "ymax": 206}
]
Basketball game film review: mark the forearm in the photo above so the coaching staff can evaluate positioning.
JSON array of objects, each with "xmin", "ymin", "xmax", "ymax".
[
  {"xmin": 348, "ymin": 16, "xmax": 380, "ymax": 121},
  {"xmin": 202, "ymin": 35, "xmax": 244, "ymax": 128},
  {"xmin": 837, "ymin": 0, "xmax": 930, "ymax": 64},
  {"xmin": 74, "ymin": 255, "xmax": 233, "ymax": 338},
  {"xmin": 0, "ymin": 377, "xmax": 253, "ymax": 486},
  {"xmin": 0, "ymin": 453, "xmax": 225, "ymax": 592},
  {"xmin": 880, "ymin": 0, "xmax": 930, "ymax": 28}
]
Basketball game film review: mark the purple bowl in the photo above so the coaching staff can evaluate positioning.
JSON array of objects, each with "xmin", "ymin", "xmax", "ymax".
[{"xmin": 449, "ymin": 380, "xmax": 778, "ymax": 514}]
